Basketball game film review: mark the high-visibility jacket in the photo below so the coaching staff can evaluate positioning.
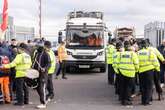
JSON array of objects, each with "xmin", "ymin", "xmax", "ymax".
[
  {"xmin": 148, "ymin": 46, "xmax": 165, "ymax": 62},
  {"xmin": 117, "ymin": 51, "xmax": 139, "ymax": 78},
  {"xmin": 138, "ymin": 48, "xmax": 160, "ymax": 73},
  {"xmin": 57, "ymin": 45, "xmax": 67, "ymax": 63},
  {"xmin": 112, "ymin": 51, "xmax": 120, "ymax": 74},
  {"xmin": 106, "ymin": 45, "xmax": 116, "ymax": 64},
  {"xmin": 4, "ymin": 52, "xmax": 32, "ymax": 78},
  {"xmin": 88, "ymin": 37, "xmax": 95, "ymax": 46},
  {"xmin": 48, "ymin": 49, "xmax": 56, "ymax": 74},
  {"xmin": 95, "ymin": 37, "xmax": 103, "ymax": 46}
]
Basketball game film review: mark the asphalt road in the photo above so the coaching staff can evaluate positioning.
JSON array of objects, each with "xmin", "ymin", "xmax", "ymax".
[{"xmin": 1, "ymin": 69, "xmax": 165, "ymax": 110}]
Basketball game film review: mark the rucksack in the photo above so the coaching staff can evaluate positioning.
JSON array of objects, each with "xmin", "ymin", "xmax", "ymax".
[{"xmin": 0, "ymin": 56, "xmax": 10, "ymax": 74}]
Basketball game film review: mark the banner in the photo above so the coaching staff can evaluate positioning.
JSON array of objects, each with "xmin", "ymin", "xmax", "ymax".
[{"xmin": 0, "ymin": 0, "xmax": 8, "ymax": 39}]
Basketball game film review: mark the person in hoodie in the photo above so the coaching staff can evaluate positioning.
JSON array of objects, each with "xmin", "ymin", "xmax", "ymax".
[{"xmin": 32, "ymin": 45, "xmax": 51, "ymax": 109}]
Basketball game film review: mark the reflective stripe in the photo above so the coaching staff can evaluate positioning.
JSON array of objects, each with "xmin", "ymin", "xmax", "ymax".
[
  {"xmin": 140, "ymin": 64, "xmax": 152, "ymax": 67},
  {"xmin": 134, "ymin": 63, "xmax": 139, "ymax": 65},
  {"xmin": 120, "ymin": 62, "xmax": 133, "ymax": 64},
  {"xmin": 119, "ymin": 68, "xmax": 135, "ymax": 71},
  {"xmin": 149, "ymin": 60, "xmax": 157, "ymax": 62},
  {"xmin": 139, "ymin": 60, "xmax": 148, "ymax": 62},
  {"xmin": 139, "ymin": 59, "xmax": 156, "ymax": 62}
]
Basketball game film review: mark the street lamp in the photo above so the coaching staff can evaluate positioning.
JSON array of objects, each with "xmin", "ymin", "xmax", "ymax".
[{"xmin": 39, "ymin": 0, "xmax": 42, "ymax": 38}]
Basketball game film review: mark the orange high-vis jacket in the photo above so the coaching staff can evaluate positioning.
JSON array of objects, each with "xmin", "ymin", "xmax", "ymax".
[
  {"xmin": 57, "ymin": 45, "xmax": 67, "ymax": 63},
  {"xmin": 88, "ymin": 37, "xmax": 95, "ymax": 46},
  {"xmin": 95, "ymin": 37, "xmax": 103, "ymax": 46}
]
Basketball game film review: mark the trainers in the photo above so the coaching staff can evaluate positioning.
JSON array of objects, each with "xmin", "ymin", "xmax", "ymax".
[
  {"xmin": 46, "ymin": 98, "xmax": 51, "ymax": 104},
  {"xmin": 36, "ymin": 104, "xmax": 46, "ymax": 109},
  {"xmin": 161, "ymin": 83, "xmax": 164, "ymax": 88}
]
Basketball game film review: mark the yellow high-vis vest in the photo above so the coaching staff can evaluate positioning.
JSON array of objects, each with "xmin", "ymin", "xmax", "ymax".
[
  {"xmin": 48, "ymin": 49, "xmax": 56, "ymax": 74},
  {"xmin": 4, "ymin": 52, "xmax": 32, "ymax": 78},
  {"xmin": 117, "ymin": 51, "xmax": 139, "ymax": 78},
  {"xmin": 138, "ymin": 48, "xmax": 160, "ymax": 73},
  {"xmin": 106, "ymin": 45, "xmax": 116, "ymax": 64}
]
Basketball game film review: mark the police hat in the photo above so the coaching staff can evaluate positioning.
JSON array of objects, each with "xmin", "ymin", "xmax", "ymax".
[
  {"xmin": 19, "ymin": 43, "xmax": 28, "ymax": 50},
  {"xmin": 44, "ymin": 41, "xmax": 51, "ymax": 48},
  {"xmin": 124, "ymin": 40, "xmax": 131, "ymax": 48},
  {"xmin": 141, "ymin": 39, "xmax": 148, "ymax": 48},
  {"xmin": 116, "ymin": 41, "xmax": 123, "ymax": 49}
]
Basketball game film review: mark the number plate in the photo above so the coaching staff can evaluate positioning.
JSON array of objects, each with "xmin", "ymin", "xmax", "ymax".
[{"xmin": 79, "ymin": 65, "xmax": 90, "ymax": 68}]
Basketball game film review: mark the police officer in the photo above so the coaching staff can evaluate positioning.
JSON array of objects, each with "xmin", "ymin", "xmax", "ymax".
[
  {"xmin": 138, "ymin": 39, "xmax": 160, "ymax": 105},
  {"xmin": 146, "ymin": 39, "xmax": 165, "ymax": 100},
  {"xmin": 2, "ymin": 43, "xmax": 32, "ymax": 106},
  {"xmin": 106, "ymin": 38, "xmax": 116, "ymax": 85},
  {"xmin": 112, "ymin": 41, "xmax": 124, "ymax": 99},
  {"xmin": 44, "ymin": 41, "xmax": 56, "ymax": 101},
  {"xmin": 117, "ymin": 41, "xmax": 139, "ymax": 105}
]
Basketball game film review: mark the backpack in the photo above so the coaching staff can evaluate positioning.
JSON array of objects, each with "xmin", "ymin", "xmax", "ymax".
[{"xmin": 0, "ymin": 56, "xmax": 10, "ymax": 74}]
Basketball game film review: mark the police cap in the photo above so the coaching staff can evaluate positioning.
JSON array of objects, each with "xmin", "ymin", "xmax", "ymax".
[
  {"xmin": 116, "ymin": 41, "xmax": 123, "ymax": 49},
  {"xmin": 44, "ymin": 41, "xmax": 52, "ymax": 48},
  {"xmin": 19, "ymin": 43, "xmax": 28, "ymax": 50}
]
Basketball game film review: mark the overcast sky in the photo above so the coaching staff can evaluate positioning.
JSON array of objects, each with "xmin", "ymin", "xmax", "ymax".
[{"xmin": 1, "ymin": 0, "xmax": 165, "ymax": 37}]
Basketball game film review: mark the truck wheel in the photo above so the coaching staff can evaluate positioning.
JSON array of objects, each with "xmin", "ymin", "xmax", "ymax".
[{"xmin": 100, "ymin": 67, "xmax": 106, "ymax": 72}]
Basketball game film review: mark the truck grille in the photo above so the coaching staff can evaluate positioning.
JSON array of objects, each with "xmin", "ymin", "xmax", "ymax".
[{"xmin": 72, "ymin": 55, "xmax": 97, "ymax": 59}]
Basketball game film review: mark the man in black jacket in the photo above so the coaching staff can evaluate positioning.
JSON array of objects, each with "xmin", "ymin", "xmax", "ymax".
[{"xmin": 33, "ymin": 46, "xmax": 51, "ymax": 109}]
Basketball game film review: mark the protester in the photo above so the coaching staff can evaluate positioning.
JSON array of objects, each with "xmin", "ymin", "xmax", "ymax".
[
  {"xmin": 55, "ymin": 41, "xmax": 67, "ymax": 79},
  {"xmin": 33, "ymin": 45, "xmax": 51, "ymax": 109}
]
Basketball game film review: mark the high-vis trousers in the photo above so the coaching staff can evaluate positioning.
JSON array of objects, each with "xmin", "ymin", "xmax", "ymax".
[{"xmin": 0, "ymin": 77, "xmax": 11, "ymax": 103}]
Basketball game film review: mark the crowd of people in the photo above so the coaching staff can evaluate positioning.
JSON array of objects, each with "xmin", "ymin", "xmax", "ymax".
[
  {"xmin": 0, "ymin": 38, "xmax": 68, "ymax": 109},
  {"xmin": 107, "ymin": 37, "xmax": 165, "ymax": 107},
  {"xmin": 1, "ymin": 36, "xmax": 165, "ymax": 108}
]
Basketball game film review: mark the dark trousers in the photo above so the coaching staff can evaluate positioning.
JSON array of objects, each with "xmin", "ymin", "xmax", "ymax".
[
  {"xmin": 37, "ymin": 73, "xmax": 48, "ymax": 104},
  {"xmin": 56, "ymin": 61, "xmax": 66, "ymax": 77},
  {"xmin": 153, "ymin": 71, "xmax": 163, "ymax": 94},
  {"xmin": 108, "ymin": 64, "xmax": 115, "ymax": 84},
  {"xmin": 10, "ymin": 68, "xmax": 16, "ymax": 100},
  {"xmin": 160, "ymin": 65, "xmax": 165, "ymax": 83},
  {"xmin": 120, "ymin": 75, "xmax": 135, "ymax": 105},
  {"xmin": 115, "ymin": 74, "xmax": 121, "ymax": 95},
  {"xmin": 46, "ymin": 74, "xmax": 54, "ymax": 100},
  {"xmin": 139, "ymin": 70, "xmax": 154, "ymax": 104},
  {"xmin": 15, "ymin": 78, "xmax": 29, "ymax": 104},
  {"xmin": 115, "ymin": 74, "xmax": 122, "ymax": 101}
]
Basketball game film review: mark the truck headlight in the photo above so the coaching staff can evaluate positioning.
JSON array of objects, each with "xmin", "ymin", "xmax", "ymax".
[
  {"xmin": 67, "ymin": 51, "xmax": 72, "ymax": 55},
  {"xmin": 97, "ymin": 51, "xmax": 104, "ymax": 56}
]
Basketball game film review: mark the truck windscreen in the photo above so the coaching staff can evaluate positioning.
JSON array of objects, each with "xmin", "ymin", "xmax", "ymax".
[{"xmin": 66, "ymin": 29, "xmax": 104, "ymax": 49}]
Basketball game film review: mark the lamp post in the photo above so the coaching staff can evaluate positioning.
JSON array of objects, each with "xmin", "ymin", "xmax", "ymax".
[{"xmin": 39, "ymin": 0, "xmax": 42, "ymax": 38}]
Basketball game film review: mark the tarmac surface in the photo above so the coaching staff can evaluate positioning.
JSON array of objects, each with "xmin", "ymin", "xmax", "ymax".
[{"xmin": 1, "ymin": 69, "xmax": 165, "ymax": 110}]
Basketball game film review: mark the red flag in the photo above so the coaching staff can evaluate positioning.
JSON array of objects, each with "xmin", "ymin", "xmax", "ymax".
[{"xmin": 1, "ymin": 0, "xmax": 8, "ymax": 32}]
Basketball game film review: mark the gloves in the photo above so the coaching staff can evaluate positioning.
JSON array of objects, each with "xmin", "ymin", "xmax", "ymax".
[{"xmin": 41, "ymin": 68, "xmax": 46, "ymax": 73}]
